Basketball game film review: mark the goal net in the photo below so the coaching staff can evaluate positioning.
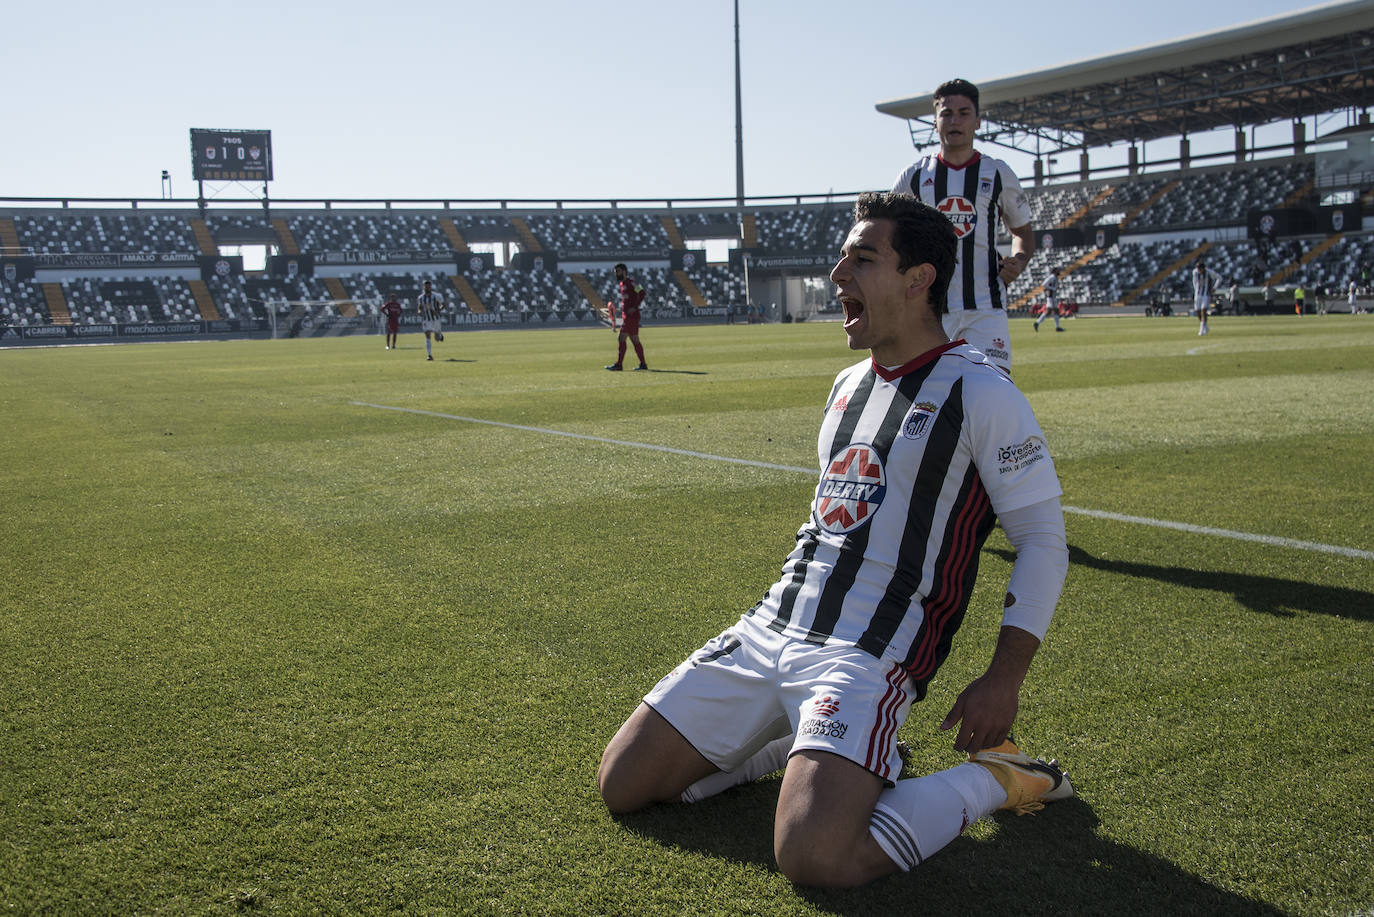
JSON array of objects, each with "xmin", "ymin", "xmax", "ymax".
[{"xmin": 255, "ymin": 298, "xmax": 384, "ymax": 340}]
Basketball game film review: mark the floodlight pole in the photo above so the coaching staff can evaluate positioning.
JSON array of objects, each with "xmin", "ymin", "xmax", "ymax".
[
  {"xmin": 734, "ymin": 0, "xmax": 744, "ymax": 208},
  {"xmin": 734, "ymin": 0, "xmax": 753, "ymax": 317}
]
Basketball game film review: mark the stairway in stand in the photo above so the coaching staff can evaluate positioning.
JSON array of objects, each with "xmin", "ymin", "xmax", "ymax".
[
  {"xmin": 189, "ymin": 280, "xmax": 221, "ymax": 320},
  {"xmin": 673, "ymin": 270, "xmax": 707, "ymax": 308},
  {"xmin": 42, "ymin": 283, "xmax": 72, "ymax": 324},
  {"xmin": 0, "ymin": 218, "xmax": 22, "ymax": 253},
  {"xmin": 450, "ymin": 275, "xmax": 486, "ymax": 313},
  {"xmin": 324, "ymin": 278, "xmax": 357, "ymax": 317}
]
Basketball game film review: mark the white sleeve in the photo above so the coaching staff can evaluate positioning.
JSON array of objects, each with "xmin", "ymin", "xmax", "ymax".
[
  {"xmin": 892, "ymin": 163, "xmax": 917, "ymax": 195},
  {"xmin": 997, "ymin": 161, "xmax": 1032, "ymax": 230},
  {"xmin": 997, "ymin": 496, "xmax": 1068, "ymax": 641}
]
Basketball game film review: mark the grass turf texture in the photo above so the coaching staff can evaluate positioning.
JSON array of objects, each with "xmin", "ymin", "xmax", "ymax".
[{"xmin": 1, "ymin": 315, "xmax": 1370, "ymax": 915}]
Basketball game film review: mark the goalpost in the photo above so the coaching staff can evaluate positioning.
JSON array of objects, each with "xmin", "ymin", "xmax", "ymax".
[{"xmin": 254, "ymin": 298, "xmax": 383, "ymax": 339}]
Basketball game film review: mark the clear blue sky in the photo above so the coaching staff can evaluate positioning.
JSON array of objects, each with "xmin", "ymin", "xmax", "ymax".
[{"xmin": 2, "ymin": 0, "xmax": 1339, "ymax": 203}]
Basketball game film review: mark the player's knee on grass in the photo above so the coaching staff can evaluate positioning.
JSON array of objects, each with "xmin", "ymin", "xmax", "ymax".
[
  {"xmin": 598, "ymin": 704, "xmax": 715, "ymax": 815},
  {"xmin": 772, "ymin": 751, "xmax": 893, "ymax": 888}
]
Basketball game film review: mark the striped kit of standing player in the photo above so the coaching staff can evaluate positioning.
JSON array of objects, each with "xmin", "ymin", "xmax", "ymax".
[
  {"xmin": 893, "ymin": 153, "xmax": 1031, "ymax": 313},
  {"xmin": 743, "ymin": 343, "xmax": 1059, "ymax": 700}
]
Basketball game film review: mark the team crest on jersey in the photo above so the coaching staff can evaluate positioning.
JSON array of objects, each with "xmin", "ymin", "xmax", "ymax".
[
  {"xmin": 979, "ymin": 177, "xmax": 993, "ymax": 195},
  {"xmin": 937, "ymin": 196, "xmax": 977, "ymax": 239},
  {"xmin": 903, "ymin": 401, "xmax": 938, "ymax": 440},
  {"xmin": 815, "ymin": 444, "xmax": 886, "ymax": 534}
]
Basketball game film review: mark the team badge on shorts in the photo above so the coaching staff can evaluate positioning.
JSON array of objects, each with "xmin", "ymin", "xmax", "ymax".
[{"xmin": 815, "ymin": 444, "xmax": 886, "ymax": 534}]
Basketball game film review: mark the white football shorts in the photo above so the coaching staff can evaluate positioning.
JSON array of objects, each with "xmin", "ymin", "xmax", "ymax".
[
  {"xmin": 942, "ymin": 308, "xmax": 1011, "ymax": 373},
  {"xmin": 644, "ymin": 614, "xmax": 915, "ymax": 784},
  {"xmin": 421, "ymin": 319, "xmax": 442, "ymax": 334}
]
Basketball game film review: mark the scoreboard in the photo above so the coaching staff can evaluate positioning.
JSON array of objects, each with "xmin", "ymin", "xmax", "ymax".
[{"xmin": 190, "ymin": 129, "xmax": 273, "ymax": 182}]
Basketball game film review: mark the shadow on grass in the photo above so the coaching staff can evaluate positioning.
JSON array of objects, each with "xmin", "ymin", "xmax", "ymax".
[
  {"xmin": 619, "ymin": 783, "xmax": 1285, "ymax": 916},
  {"xmin": 987, "ymin": 544, "xmax": 1373, "ymax": 621}
]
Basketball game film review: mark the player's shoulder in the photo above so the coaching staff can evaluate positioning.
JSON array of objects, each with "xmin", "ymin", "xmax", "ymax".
[
  {"xmin": 892, "ymin": 155, "xmax": 935, "ymax": 191},
  {"xmin": 943, "ymin": 343, "xmax": 1021, "ymax": 390}
]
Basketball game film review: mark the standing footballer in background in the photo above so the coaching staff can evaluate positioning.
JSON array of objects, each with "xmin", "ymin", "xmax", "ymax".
[
  {"xmin": 605, "ymin": 263, "xmax": 649, "ymax": 371},
  {"xmin": 381, "ymin": 295, "xmax": 403, "ymax": 350},
  {"xmin": 1033, "ymin": 268, "xmax": 1063, "ymax": 333},
  {"xmin": 894, "ymin": 78, "xmax": 1035, "ymax": 373},
  {"xmin": 416, "ymin": 279, "xmax": 445, "ymax": 361}
]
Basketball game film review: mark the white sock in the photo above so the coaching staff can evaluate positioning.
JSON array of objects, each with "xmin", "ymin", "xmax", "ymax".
[
  {"xmin": 868, "ymin": 763, "xmax": 1005, "ymax": 871},
  {"xmin": 680, "ymin": 736, "xmax": 791, "ymax": 803},
  {"xmin": 426, "ymin": 338, "xmax": 432, "ymax": 356}
]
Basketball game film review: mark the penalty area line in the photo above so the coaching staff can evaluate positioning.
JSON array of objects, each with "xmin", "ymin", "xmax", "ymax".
[{"xmin": 352, "ymin": 400, "xmax": 1372, "ymax": 561}]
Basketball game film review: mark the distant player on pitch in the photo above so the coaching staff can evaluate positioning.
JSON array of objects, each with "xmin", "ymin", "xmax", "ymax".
[
  {"xmin": 893, "ymin": 78, "xmax": 1035, "ymax": 373},
  {"xmin": 605, "ymin": 263, "xmax": 649, "ymax": 371},
  {"xmin": 599, "ymin": 192, "xmax": 1072, "ymax": 889},
  {"xmin": 1192, "ymin": 259, "xmax": 1220, "ymax": 336},
  {"xmin": 416, "ymin": 279, "xmax": 445, "ymax": 361},
  {"xmin": 1033, "ymin": 268, "xmax": 1063, "ymax": 332},
  {"xmin": 381, "ymin": 295, "xmax": 403, "ymax": 350}
]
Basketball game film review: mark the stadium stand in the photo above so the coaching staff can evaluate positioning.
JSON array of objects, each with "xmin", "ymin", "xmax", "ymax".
[
  {"xmin": 523, "ymin": 212, "xmax": 666, "ymax": 252},
  {"xmin": 13, "ymin": 212, "xmax": 195, "ymax": 254}
]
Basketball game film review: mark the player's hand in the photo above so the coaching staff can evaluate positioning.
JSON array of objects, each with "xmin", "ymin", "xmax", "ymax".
[
  {"xmin": 998, "ymin": 252, "xmax": 1029, "ymax": 285},
  {"xmin": 940, "ymin": 670, "xmax": 1020, "ymax": 753}
]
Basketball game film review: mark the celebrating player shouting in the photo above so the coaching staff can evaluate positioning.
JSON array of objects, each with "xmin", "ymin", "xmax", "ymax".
[{"xmin": 598, "ymin": 192, "xmax": 1072, "ymax": 889}]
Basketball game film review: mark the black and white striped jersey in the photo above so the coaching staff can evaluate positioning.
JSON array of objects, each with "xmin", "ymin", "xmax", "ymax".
[
  {"xmin": 417, "ymin": 291, "xmax": 445, "ymax": 321},
  {"xmin": 892, "ymin": 152, "xmax": 1032, "ymax": 313},
  {"xmin": 744, "ymin": 342, "xmax": 1061, "ymax": 698}
]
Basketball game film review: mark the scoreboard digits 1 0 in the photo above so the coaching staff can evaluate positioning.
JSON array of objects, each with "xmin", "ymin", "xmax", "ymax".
[{"xmin": 190, "ymin": 129, "xmax": 273, "ymax": 182}]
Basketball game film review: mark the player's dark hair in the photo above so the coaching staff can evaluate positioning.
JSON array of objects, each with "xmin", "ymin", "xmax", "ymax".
[
  {"xmin": 614, "ymin": 262, "xmax": 627, "ymax": 272},
  {"xmin": 934, "ymin": 78, "xmax": 980, "ymax": 114},
  {"xmin": 853, "ymin": 191, "xmax": 957, "ymax": 314}
]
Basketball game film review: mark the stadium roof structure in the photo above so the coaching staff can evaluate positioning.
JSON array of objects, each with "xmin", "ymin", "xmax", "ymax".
[{"xmin": 875, "ymin": 0, "xmax": 1374, "ymax": 157}]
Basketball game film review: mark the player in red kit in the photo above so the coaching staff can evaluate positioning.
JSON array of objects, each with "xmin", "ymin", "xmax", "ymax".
[
  {"xmin": 605, "ymin": 263, "xmax": 649, "ymax": 371},
  {"xmin": 380, "ymin": 296, "xmax": 402, "ymax": 350}
]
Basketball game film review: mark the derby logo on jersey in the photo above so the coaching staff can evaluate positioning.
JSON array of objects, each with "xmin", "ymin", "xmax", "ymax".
[
  {"xmin": 816, "ymin": 444, "xmax": 886, "ymax": 533},
  {"xmin": 903, "ymin": 401, "xmax": 938, "ymax": 440},
  {"xmin": 937, "ymin": 196, "xmax": 977, "ymax": 239}
]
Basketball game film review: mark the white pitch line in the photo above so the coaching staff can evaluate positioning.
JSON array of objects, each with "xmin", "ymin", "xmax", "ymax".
[
  {"xmin": 353, "ymin": 400, "xmax": 1372, "ymax": 561},
  {"xmin": 350, "ymin": 401, "xmax": 814, "ymax": 474},
  {"xmin": 1061, "ymin": 506, "xmax": 1373, "ymax": 560}
]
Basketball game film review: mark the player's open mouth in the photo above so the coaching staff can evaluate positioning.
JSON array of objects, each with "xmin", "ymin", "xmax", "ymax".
[{"xmin": 841, "ymin": 297, "xmax": 864, "ymax": 329}]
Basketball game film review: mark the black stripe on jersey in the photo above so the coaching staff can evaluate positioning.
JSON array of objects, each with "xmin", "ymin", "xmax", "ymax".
[
  {"xmin": 958, "ymin": 164, "xmax": 981, "ymax": 311},
  {"xmin": 900, "ymin": 379, "xmax": 997, "ymax": 695},
  {"xmin": 766, "ymin": 368, "xmax": 882, "ymax": 633},
  {"xmin": 903, "ymin": 467, "xmax": 994, "ymax": 697},
  {"xmin": 986, "ymin": 169, "xmax": 1005, "ymax": 309},
  {"xmin": 855, "ymin": 373, "xmax": 967, "ymax": 668},
  {"xmin": 804, "ymin": 362, "xmax": 939, "ymax": 645},
  {"xmin": 758, "ymin": 533, "xmax": 818, "ymax": 634}
]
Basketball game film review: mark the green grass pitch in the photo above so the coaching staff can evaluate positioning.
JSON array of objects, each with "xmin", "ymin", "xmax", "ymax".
[{"xmin": 1, "ymin": 314, "xmax": 1370, "ymax": 915}]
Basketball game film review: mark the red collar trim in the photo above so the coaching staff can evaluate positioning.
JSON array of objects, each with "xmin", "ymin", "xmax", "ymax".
[
  {"xmin": 872, "ymin": 340, "xmax": 961, "ymax": 381},
  {"xmin": 936, "ymin": 151, "xmax": 982, "ymax": 171}
]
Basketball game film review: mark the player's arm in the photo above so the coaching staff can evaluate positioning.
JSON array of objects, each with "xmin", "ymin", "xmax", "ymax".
[
  {"xmin": 998, "ymin": 222, "xmax": 1036, "ymax": 285},
  {"xmin": 940, "ymin": 496, "xmax": 1067, "ymax": 753}
]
